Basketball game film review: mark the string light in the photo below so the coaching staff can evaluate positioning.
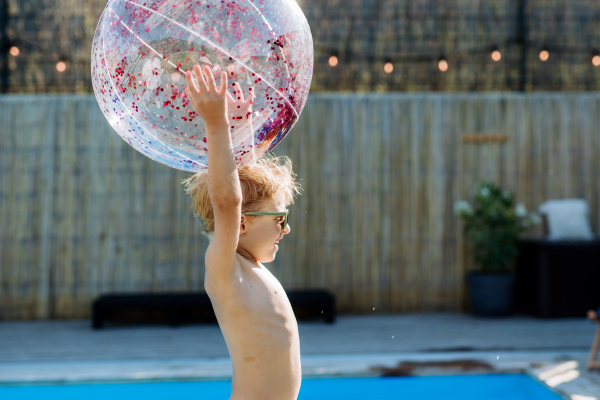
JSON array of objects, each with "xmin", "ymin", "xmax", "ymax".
[
  {"xmin": 318, "ymin": 40, "xmax": 600, "ymax": 82},
  {"xmin": 328, "ymin": 55, "xmax": 338, "ymax": 67},
  {"xmin": 438, "ymin": 58, "xmax": 448, "ymax": 72},
  {"xmin": 9, "ymin": 46, "xmax": 19, "ymax": 56},
  {"xmin": 56, "ymin": 61, "xmax": 66, "ymax": 72},
  {"xmin": 320, "ymin": 41, "xmax": 600, "ymax": 73},
  {"xmin": 319, "ymin": 46, "xmax": 600, "ymax": 76}
]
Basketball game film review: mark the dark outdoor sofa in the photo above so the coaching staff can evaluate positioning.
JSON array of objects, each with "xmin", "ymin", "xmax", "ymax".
[
  {"xmin": 515, "ymin": 239, "xmax": 600, "ymax": 317},
  {"xmin": 92, "ymin": 289, "xmax": 335, "ymax": 329}
]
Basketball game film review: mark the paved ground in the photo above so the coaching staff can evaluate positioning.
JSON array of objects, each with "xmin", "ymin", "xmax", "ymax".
[
  {"xmin": 1, "ymin": 313, "xmax": 599, "ymax": 399},
  {"xmin": 0, "ymin": 313, "xmax": 594, "ymax": 362}
]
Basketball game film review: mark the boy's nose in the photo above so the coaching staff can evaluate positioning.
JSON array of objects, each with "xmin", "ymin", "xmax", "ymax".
[{"xmin": 283, "ymin": 223, "xmax": 291, "ymax": 234}]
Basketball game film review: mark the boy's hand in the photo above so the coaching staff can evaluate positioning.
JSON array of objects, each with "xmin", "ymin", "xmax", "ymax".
[
  {"xmin": 226, "ymin": 82, "xmax": 255, "ymax": 127},
  {"xmin": 185, "ymin": 65, "xmax": 228, "ymax": 129}
]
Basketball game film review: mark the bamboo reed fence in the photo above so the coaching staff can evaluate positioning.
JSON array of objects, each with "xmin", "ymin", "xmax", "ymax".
[{"xmin": 1, "ymin": 93, "xmax": 600, "ymax": 319}]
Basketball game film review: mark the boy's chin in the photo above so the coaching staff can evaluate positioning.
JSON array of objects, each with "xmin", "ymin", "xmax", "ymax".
[{"xmin": 257, "ymin": 252, "xmax": 276, "ymax": 263}]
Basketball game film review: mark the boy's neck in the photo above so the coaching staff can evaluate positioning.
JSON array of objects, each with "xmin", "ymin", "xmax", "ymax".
[{"xmin": 237, "ymin": 247, "xmax": 259, "ymax": 264}]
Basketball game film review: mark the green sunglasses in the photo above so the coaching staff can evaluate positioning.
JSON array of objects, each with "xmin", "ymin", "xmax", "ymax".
[{"xmin": 243, "ymin": 209, "xmax": 289, "ymax": 231}]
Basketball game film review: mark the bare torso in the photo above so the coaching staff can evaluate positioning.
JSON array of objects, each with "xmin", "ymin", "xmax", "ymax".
[{"xmin": 206, "ymin": 253, "xmax": 301, "ymax": 400}]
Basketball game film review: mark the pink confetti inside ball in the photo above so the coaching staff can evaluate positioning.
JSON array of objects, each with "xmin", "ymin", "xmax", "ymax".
[{"xmin": 91, "ymin": 0, "xmax": 313, "ymax": 171}]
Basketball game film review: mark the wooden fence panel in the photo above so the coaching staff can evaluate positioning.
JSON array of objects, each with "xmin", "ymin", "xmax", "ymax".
[{"xmin": 1, "ymin": 93, "xmax": 599, "ymax": 319}]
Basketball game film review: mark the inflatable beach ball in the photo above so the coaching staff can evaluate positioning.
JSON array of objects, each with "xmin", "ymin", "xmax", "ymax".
[{"xmin": 91, "ymin": 0, "xmax": 313, "ymax": 171}]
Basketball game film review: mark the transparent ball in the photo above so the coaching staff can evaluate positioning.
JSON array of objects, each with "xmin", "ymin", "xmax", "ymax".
[{"xmin": 91, "ymin": 0, "xmax": 313, "ymax": 171}]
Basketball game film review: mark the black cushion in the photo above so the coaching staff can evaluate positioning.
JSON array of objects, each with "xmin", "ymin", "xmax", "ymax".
[{"xmin": 92, "ymin": 289, "xmax": 335, "ymax": 328}]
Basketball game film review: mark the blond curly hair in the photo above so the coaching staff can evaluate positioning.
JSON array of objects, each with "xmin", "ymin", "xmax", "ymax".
[{"xmin": 183, "ymin": 156, "xmax": 301, "ymax": 238}]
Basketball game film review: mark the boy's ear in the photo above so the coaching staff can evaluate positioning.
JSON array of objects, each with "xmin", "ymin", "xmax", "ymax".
[{"xmin": 239, "ymin": 214, "xmax": 247, "ymax": 235}]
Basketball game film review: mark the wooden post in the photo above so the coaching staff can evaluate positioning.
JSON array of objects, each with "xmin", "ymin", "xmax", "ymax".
[
  {"xmin": 0, "ymin": 0, "xmax": 9, "ymax": 93},
  {"xmin": 588, "ymin": 310, "xmax": 600, "ymax": 371},
  {"xmin": 516, "ymin": 0, "xmax": 528, "ymax": 92}
]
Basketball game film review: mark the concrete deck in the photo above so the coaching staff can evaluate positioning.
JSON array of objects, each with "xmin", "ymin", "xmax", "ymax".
[
  {"xmin": 1, "ymin": 313, "xmax": 599, "ymax": 399},
  {"xmin": 1, "ymin": 314, "xmax": 593, "ymax": 361}
]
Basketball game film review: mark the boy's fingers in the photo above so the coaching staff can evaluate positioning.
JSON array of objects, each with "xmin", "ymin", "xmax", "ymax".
[
  {"xmin": 193, "ymin": 65, "xmax": 208, "ymax": 93},
  {"xmin": 184, "ymin": 88, "xmax": 195, "ymax": 106},
  {"xmin": 184, "ymin": 72, "xmax": 202, "ymax": 106},
  {"xmin": 203, "ymin": 65, "xmax": 217, "ymax": 92},
  {"xmin": 219, "ymin": 72, "xmax": 228, "ymax": 95},
  {"xmin": 233, "ymin": 82, "xmax": 245, "ymax": 102},
  {"xmin": 247, "ymin": 87, "xmax": 256, "ymax": 103},
  {"xmin": 184, "ymin": 71, "xmax": 195, "ymax": 90},
  {"xmin": 184, "ymin": 71, "xmax": 198, "ymax": 95}
]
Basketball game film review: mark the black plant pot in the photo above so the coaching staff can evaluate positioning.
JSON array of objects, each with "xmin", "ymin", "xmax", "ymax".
[{"xmin": 467, "ymin": 271, "xmax": 515, "ymax": 317}]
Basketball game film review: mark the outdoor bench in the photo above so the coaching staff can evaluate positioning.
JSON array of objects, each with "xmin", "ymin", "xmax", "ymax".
[
  {"xmin": 515, "ymin": 239, "xmax": 600, "ymax": 317},
  {"xmin": 92, "ymin": 289, "xmax": 335, "ymax": 329}
]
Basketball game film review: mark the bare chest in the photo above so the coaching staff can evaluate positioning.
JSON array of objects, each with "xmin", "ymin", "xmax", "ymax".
[
  {"xmin": 234, "ymin": 265, "xmax": 294, "ymax": 321},
  {"xmin": 210, "ymin": 262, "xmax": 299, "ymax": 350}
]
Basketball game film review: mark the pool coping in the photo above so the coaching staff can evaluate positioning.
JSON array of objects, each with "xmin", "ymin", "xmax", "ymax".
[{"xmin": 1, "ymin": 350, "xmax": 595, "ymax": 399}]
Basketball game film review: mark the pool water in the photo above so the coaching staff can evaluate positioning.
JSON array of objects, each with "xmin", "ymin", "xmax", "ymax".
[{"xmin": 0, "ymin": 374, "xmax": 562, "ymax": 400}]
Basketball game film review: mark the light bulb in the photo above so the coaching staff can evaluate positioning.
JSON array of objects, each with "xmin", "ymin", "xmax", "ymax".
[{"xmin": 439, "ymin": 60, "xmax": 448, "ymax": 72}]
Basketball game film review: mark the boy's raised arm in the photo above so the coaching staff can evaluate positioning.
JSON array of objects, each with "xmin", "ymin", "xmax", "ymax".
[
  {"xmin": 185, "ymin": 65, "xmax": 241, "ymax": 282},
  {"xmin": 186, "ymin": 65, "xmax": 241, "ymax": 208}
]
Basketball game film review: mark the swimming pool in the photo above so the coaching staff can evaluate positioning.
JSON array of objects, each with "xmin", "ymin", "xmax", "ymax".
[{"xmin": 0, "ymin": 374, "xmax": 562, "ymax": 400}]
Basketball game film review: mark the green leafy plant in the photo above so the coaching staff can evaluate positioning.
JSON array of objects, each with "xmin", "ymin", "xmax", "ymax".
[{"xmin": 454, "ymin": 182, "xmax": 541, "ymax": 273}]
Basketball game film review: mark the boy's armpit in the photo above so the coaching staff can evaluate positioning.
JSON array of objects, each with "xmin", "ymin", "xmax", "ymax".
[{"xmin": 204, "ymin": 230, "xmax": 239, "ymax": 287}]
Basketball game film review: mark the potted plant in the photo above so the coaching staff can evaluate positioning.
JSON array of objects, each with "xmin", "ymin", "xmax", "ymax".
[{"xmin": 454, "ymin": 182, "xmax": 541, "ymax": 317}]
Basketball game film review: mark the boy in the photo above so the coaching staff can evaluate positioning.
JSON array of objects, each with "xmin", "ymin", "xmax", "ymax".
[{"xmin": 183, "ymin": 65, "xmax": 302, "ymax": 400}]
